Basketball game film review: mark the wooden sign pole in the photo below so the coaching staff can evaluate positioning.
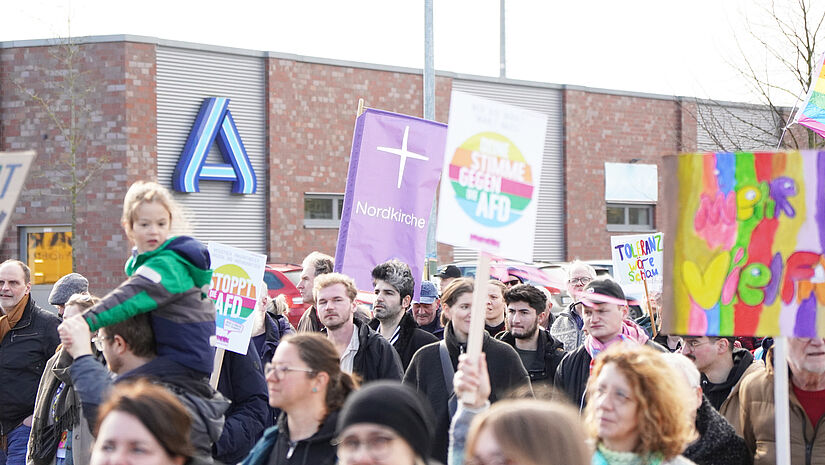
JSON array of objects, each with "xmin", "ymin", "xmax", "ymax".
[
  {"xmin": 641, "ymin": 277, "xmax": 658, "ymax": 338},
  {"xmin": 210, "ymin": 348, "xmax": 225, "ymax": 389},
  {"xmin": 462, "ymin": 252, "xmax": 492, "ymax": 403}
]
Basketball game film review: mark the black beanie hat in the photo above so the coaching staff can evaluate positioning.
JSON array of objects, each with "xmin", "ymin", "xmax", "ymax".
[{"xmin": 336, "ymin": 381, "xmax": 435, "ymax": 457}]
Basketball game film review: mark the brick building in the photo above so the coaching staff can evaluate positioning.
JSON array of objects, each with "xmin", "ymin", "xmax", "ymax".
[{"xmin": 0, "ymin": 35, "xmax": 774, "ymax": 302}]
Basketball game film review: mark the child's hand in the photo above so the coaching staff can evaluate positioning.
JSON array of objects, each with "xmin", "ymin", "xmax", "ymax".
[
  {"xmin": 57, "ymin": 315, "xmax": 93, "ymax": 359},
  {"xmin": 454, "ymin": 352, "xmax": 491, "ymax": 409}
]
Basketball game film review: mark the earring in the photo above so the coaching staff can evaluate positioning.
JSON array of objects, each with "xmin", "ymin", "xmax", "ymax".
[{"xmin": 312, "ymin": 387, "xmax": 318, "ymax": 393}]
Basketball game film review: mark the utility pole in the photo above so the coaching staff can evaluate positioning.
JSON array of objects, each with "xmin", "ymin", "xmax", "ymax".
[
  {"xmin": 500, "ymin": 0, "xmax": 506, "ymax": 77},
  {"xmin": 424, "ymin": 0, "xmax": 438, "ymax": 278}
]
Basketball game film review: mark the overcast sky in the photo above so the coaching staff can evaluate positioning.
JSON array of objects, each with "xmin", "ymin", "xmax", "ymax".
[{"xmin": 2, "ymin": 0, "xmax": 819, "ymax": 106}]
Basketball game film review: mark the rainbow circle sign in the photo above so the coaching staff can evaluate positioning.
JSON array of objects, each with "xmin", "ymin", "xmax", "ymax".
[
  {"xmin": 448, "ymin": 131, "xmax": 535, "ymax": 228},
  {"xmin": 438, "ymin": 91, "xmax": 546, "ymax": 262}
]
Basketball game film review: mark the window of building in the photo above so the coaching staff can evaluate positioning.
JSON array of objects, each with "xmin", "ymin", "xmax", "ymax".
[
  {"xmin": 606, "ymin": 203, "xmax": 655, "ymax": 231},
  {"xmin": 304, "ymin": 193, "xmax": 345, "ymax": 228},
  {"xmin": 19, "ymin": 226, "xmax": 73, "ymax": 285},
  {"xmin": 604, "ymin": 162, "xmax": 657, "ymax": 232}
]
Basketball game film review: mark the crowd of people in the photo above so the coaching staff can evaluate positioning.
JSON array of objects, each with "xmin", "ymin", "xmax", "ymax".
[{"xmin": 0, "ymin": 180, "xmax": 823, "ymax": 465}]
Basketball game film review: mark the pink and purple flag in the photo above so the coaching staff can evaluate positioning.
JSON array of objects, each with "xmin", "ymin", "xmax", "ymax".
[
  {"xmin": 335, "ymin": 108, "xmax": 447, "ymax": 298},
  {"xmin": 794, "ymin": 53, "xmax": 825, "ymax": 138}
]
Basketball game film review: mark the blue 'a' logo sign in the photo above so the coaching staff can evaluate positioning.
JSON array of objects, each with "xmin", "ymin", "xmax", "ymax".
[{"xmin": 173, "ymin": 97, "xmax": 256, "ymax": 194}]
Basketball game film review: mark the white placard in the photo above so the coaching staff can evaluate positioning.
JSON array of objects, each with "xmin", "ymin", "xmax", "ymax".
[
  {"xmin": 208, "ymin": 242, "xmax": 267, "ymax": 355},
  {"xmin": 436, "ymin": 92, "xmax": 547, "ymax": 262},
  {"xmin": 0, "ymin": 151, "xmax": 36, "ymax": 243}
]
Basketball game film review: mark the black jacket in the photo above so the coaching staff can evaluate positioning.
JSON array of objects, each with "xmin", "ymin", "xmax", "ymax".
[
  {"xmin": 702, "ymin": 348, "xmax": 754, "ymax": 411},
  {"xmin": 554, "ymin": 339, "xmax": 666, "ymax": 410},
  {"xmin": 684, "ymin": 396, "xmax": 752, "ymax": 465},
  {"xmin": 497, "ymin": 328, "xmax": 565, "ymax": 386},
  {"xmin": 241, "ymin": 410, "xmax": 339, "ymax": 465},
  {"xmin": 0, "ymin": 296, "xmax": 61, "ymax": 435},
  {"xmin": 215, "ymin": 340, "xmax": 270, "ymax": 464},
  {"xmin": 369, "ymin": 311, "xmax": 438, "ymax": 371},
  {"xmin": 403, "ymin": 322, "xmax": 530, "ymax": 464},
  {"xmin": 351, "ymin": 318, "xmax": 404, "ymax": 382}
]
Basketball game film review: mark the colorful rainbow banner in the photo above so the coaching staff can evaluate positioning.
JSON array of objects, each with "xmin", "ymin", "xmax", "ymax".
[
  {"xmin": 664, "ymin": 151, "xmax": 825, "ymax": 338},
  {"xmin": 793, "ymin": 53, "xmax": 825, "ymax": 138}
]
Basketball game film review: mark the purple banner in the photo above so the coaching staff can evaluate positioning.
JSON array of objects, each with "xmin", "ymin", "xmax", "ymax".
[{"xmin": 335, "ymin": 109, "xmax": 447, "ymax": 299}]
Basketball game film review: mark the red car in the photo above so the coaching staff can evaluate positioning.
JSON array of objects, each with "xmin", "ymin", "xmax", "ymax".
[{"xmin": 263, "ymin": 263, "xmax": 308, "ymax": 328}]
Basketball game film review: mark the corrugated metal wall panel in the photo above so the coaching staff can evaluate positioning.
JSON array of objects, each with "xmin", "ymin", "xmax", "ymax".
[
  {"xmin": 156, "ymin": 47, "xmax": 267, "ymax": 254},
  {"xmin": 449, "ymin": 80, "xmax": 565, "ymax": 263},
  {"xmin": 695, "ymin": 103, "xmax": 779, "ymax": 151}
]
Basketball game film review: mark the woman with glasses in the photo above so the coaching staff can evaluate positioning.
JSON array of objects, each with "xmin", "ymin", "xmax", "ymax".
[
  {"xmin": 335, "ymin": 381, "xmax": 437, "ymax": 465},
  {"xmin": 241, "ymin": 333, "xmax": 358, "ymax": 465},
  {"xmin": 585, "ymin": 345, "xmax": 696, "ymax": 465}
]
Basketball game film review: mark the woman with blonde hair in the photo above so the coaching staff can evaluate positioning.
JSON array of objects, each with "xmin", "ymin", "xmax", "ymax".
[
  {"xmin": 465, "ymin": 398, "xmax": 591, "ymax": 465},
  {"xmin": 585, "ymin": 345, "xmax": 696, "ymax": 465},
  {"xmin": 450, "ymin": 352, "xmax": 591, "ymax": 465}
]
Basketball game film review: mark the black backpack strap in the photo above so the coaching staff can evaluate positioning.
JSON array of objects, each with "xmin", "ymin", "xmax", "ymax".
[{"xmin": 439, "ymin": 340, "xmax": 458, "ymax": 416}]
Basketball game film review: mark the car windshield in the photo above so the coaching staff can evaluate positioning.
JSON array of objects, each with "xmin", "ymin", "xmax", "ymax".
[
  {"xmin": 282, "ymin": 270, "xmax": 301, "ymax": 286},
  {"xmin": 263, "ymin": 271, "xmax": 285, "ymax": 290}
]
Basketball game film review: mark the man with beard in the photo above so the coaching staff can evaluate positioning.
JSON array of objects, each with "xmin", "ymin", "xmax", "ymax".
[
  {"xmin": 369, "ymin": 260, "xmax": 437, "ymax": 370},
  {"xmin": 496, "ymin": 284, "xmax": 565, "ymax": 387},
  {"xmin": 315, "ymin": 272, "xmax": 402, "ymax": 382}
]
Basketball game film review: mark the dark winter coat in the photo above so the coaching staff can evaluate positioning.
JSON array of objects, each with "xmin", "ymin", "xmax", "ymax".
[
  {"xmin": 348, "ymin": 318, "xmax": 404, "ymax": 382},
  {"xmin": 496, "ymin": 328, "xmax": 566, "ymax": 386},
  {"xmin": 554, "ymin": 339, "xmax": 666, "ymax": 410},
  {"xmin": 368, "ymin": 311, "xmax": 438, "ymax": 370},
  {"xmin": 684, "ymin": 396, "xmax": 752, "ymax": 465},
  {"xmin": 239, "ymin": 411, "xmax": 339, "ymax": 465},
  {"xmin": 69, "ymin": 355, "xmax": 228, "ymax": 465},
  {"xmin": 403, "ymin": 322, "xmax": 530, "ymax": 464},
  {"xmin": 215, "ymin": 340, "xmax": 270, "ymax": 464},
  {"xmin": 703, "ymin": 348, "xmax": 754, "ymax": 410},
  {"xmin": 0, "ymin": 296, "xmax": 61, "ymax": 435},
  {"xmin": 255, "ymin": 313, "xmax": 294, "ymax": 368}
]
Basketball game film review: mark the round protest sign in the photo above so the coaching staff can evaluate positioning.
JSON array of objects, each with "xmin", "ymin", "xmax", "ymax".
[{"xmin": 448, "ymin": 131, "xmax": 535, "ymax": 227}]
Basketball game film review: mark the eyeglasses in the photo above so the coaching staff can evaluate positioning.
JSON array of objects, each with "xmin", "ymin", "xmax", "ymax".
[
  {"xmin": 333, "ymin": 433, "xmax": 397, "ymax": 460},
  {"xmin": 680, "ymin": 339, "xmax": 710, "ymax": 350},
  {"xmin": 568, "ymin": 277, "xmax": 592, "ymax": 286},
  {"xmin": 264, "ymin": 363, "xmax": 315, "ymax": 379},
  {"xmin": 504, "ymin": 280, "xmax": 520, "ymax": 287},
  {"xmin": 92, "ymin": 335, "xmax": 110, "ymax": 351}
]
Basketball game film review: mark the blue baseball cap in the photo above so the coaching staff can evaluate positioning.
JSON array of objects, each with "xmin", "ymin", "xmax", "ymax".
[{"xmin": 415, "ymin": 281, "xmax": 439, "ymax": 304}]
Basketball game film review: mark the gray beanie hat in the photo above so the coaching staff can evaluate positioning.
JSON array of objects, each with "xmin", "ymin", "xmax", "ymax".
[{"xmin": 49, "ymin": 273, "xmax": 89, "ymax": 306}]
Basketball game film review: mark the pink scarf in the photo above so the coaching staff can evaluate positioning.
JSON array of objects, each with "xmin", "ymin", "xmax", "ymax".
[{"xmin": 585, "ymin": 319, "xmax": 650, "ymax": 371}]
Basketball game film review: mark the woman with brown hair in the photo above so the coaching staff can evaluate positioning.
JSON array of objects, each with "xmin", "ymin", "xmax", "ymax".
[
  {"xmin": 405, "ymin": 278, "xmax": 529, "ymax": 464},
  {"xmin": 90, "ymin": 380, "xmax": 193, "ymax": 465},
  {"xmin": 585, "ymin": 345, "xmax": 696, "ymax": 465},
  {"xmin": 241, "ymin": 333, "xmax": 358, "ymax": 465}
]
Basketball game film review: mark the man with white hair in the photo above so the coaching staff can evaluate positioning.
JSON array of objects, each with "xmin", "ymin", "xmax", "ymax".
[
  {"xmin": 738, "ymin": 337, "xmax": 825, "ymax": 465},
  {"xmin": 662, "ymin": 352, "xmax": 751, "ymax": 465},
  {"xmin": 550, "ymin": 260, "xmax": 596, "ymax": 351}
]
